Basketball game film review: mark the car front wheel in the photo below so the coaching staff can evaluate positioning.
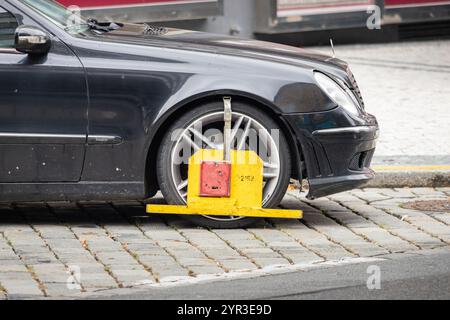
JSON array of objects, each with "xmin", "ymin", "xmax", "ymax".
[{"xmin": 156, "ymin": 100, "xmax": 291, "ymax": 229}]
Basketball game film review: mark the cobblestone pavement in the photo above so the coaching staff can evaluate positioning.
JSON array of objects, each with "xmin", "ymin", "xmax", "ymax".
[
  {"xmin": 316, "ymin": 40, "xmax": 450, "ymax": 161},
  {"xmin": 1, "ymin": 187, "xmax": 450, "ymax": 299}
]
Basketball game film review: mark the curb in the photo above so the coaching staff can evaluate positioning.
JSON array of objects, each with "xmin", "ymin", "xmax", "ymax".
[{"xmin": 365, "ymin": 166, "xmax": 450, "ymax": 188}]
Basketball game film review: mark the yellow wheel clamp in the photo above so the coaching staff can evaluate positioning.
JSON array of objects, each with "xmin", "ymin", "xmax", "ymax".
[{"xmin": 147, "ymin": 97, "xmax": 302, "ymax": 220}]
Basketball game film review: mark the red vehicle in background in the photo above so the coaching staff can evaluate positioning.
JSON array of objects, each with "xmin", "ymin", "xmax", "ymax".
[
  {"xmin": 58, "ymin": 0, "xmax": 450, "ymax": 29},
  {"xmin": 261, "ymin": 0, "xmax": 450, "ymax": 33},
  {"xmin": 55, "ymin": 0, "xmax": 450, "ymax": 41},
  {"xmin": 385, "ymin": 0, "xmax": 450, "ymax": 8},
  {"xmin": 56, "ymin": 0, "xmax": 223, "ymax": 23}
]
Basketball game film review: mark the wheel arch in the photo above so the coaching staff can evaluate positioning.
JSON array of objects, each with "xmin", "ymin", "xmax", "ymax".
[{"xmin": 144, "ymin": 92, "xmax": 303, "ymax": 198}]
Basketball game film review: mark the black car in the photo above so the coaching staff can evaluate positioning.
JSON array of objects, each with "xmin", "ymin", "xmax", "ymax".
[{"xmin": 0, "ymin": 0, "xmax": 378, "ymax": 228}]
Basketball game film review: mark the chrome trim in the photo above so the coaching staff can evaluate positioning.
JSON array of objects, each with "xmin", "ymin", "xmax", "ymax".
[
  {"xmin": 0, "ymin": 133, "xmax": 123, "ymax": 144},
  {"xmin": 313, "ymin": 126, "xmax": 378, "ymax": 135},
  {"xmin": 0, "ymin": 132, "xmax": 86, "ymax": 144},
  {"xmin": 0, "ymin": 48, "xmax": 23, "ymax": 54},
  {"xmin": 87, "ymin": 135, "xmax": 123, "ymax": 145}
]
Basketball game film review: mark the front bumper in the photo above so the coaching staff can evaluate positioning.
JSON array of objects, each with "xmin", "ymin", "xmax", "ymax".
[
  {"xmin": 308, "ymin": 126, "xmax": 378, "ymax": 198},
  {"xmin": 283, "ymin": 110, "xmax": 379, "ymax": 199}
]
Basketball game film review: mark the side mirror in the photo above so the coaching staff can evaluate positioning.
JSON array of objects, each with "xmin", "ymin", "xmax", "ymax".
[{"xmin": 15, "ymin": 25, "xmax": 51, "ymax": 55}]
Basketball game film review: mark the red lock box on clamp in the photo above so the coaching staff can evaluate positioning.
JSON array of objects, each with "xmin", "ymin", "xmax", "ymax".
[{"xmin": 199, "ymin": 161, "xmax": 231, "ymax": 197}]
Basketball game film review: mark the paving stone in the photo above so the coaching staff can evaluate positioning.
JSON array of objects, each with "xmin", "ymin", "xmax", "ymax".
[
  {"xmin": 56, "ymin": 254, "xmax": 97, "ymax": 265},
  {"xmin": 0, "ymin": 279, "xmax": 43, "ymax": 296},
  {"xmin": 314, "ymin": 199, "xmax": 417, "ymax": 253},
  {"xmin": 109, "ymin": 269, "xmax": 154, "ymax": 287},
  {"xmin": 138, "ymin": 255, "xmax": 177, "ymax": 264},
  {"xmin": 126, "ymin": 246, "xmax": 168, "ymax": 256},
  {"xmin": 14, "ymin": 245, "xmax": 50, "ymax": 255},
  {"xmin": 177, "ymin": 231, "xmax": 233, "ymax": 249},
  {"xmin": 217, "ymin": 239, "xmax": 265, "ymax": 249},
  {"xmin": 199, "ymin": 249, "xmax": 240, "ymax": 261},
  {"xmin": 135, "ymin": 256, "xmax": 190, "ymax": 280},
  {"xmin": 52, "ymin": 247, "xmax": 92, "ymax": 255},
  {"xmin": 4, "ymin": 238, "xmax": 43, "ymax": 247},
  {"xmin": 248, "ymin": 227, "xmax": 322, "ymax": 264},
  {"xmin": 20, "ymin": 253, "xmax": 58, "ymax": 265},
  {"xmin": 37, "ymin": 274, "xmax": 74, "ymax": 285},
  {"xmin": 0, "ymin": 259, "xmax": 29, "ymax": 266},
  {"xmin": 381, "ymin": 206, "xmax": 450, "ymax": 244},
  {"xmin": 169, "ymin": 224, "xmax": 258, "ymax": 271},
  {"xmin": 34, "ymin": 226, "xmax": 76, "ymax": 240},
  {"xmin": 435, "ymin": 187, "xmax": 450, "ymax": 195},
  {"xmin": 87, "ymin": 207, "xmax": 198, "ymax": 279},
  {"xmin": 45, "ymin": 238, "xmax": 85, "ymax": 248},
  {"xmin": 351, "ymin": 189, "xmax": 393, "ymax": 202},
  {"xmin": 273, "ymin": 217, "xmax": 354, "ymax": 261},
  {"xmin": 253, "ymin": 258, "xmax": 291, "ymax": 267},
  {"xmin": 144, "ymin": 229, "xmax": 187, "ymax": 242},
  {"xmin": 2, "ymin": 187, "xmax": 450, "ymax": 298},
  {"xmin": 107, "ymin": 263, "xmax": 148, "ymax": 271},
  {"xmin": 95, "ymin": 251, "xmax": 139, "ymax": 266},
  {"xmin": 388, "ymin": 228, "xmax": 444, "ymax": 249},
  {"xmin": 405, "ymin": 217, "xmax": 450, "ymax": 243},
  {"xmin": 212, "ymin": 229, "xmax": 257, "ymax": 240},
  {"xmin": 77, "ymin": 272, "xmax": 117, "ymax": 288},
  {"xmin": 290, "ymin": 196, "xmax": 388, "ymax": 257},
  {"xmin": 71, "ymin": 228, "xmax": 107, "ymax": 239},
  {"xmin": 45, "ymin": 283, "xmax": 82, "ymax": 297},
  {"xmin": 431, "ymin": 213, "xmax": 450, "ymax": 226},
  {"xmin": 240, "ymin": 247, "xmax": 281, "ymax": 258},
  {"xmin": 409, "ymin": 188, "xmax": 446, "ymax": 196},
  {"xmin": 0, "ymin": 271, "xmax": 34, "ymax": 281},
  {"xmin": 212, "ymin": 229, "xmax": 287, "ymax": 267},
  {"xmin": 335, "ymin": 201, "xmax": 443, "ymax": 249},
  {"xmin": 69, "ymin": 263, "xmax": 108, "ymax": 274},
  {"xmin": 30, "ymin": 263, "xmax": 67, "ymax": 274},
  {"xmin": 177, "ymin": 257, "xmax": 216, "ymax": 266},
  {"xmin": 327, "ymin": 193, "xmax": 366, "ymax": 204},
  {"xmin": 188, "ymin": 265, "xmax": 224, "ymax": 275},
  {"xmin": 86, "ymin": 241, "xmax": 124, "ymax": 252},
  {"xmin": 31, "ymin": 266, "xmax": 72, "ymax": 284},
  {"xmin": 0, "ymin": 264, "xmax": 28, "ymax": 273},
  {"xmin": 109, "ymin": 268, "xmax": 149, "ymax": 277},
  {"xmin": 380, "ymin": 189, "xmax": 417, "ymax": 198},
  {"xmin": 218, "ymin": 259, "xmax": 257, "ymax": 271},
  {"xmin": 154, "ymin": 267, "xmax": 191, "ymax": 280},
  {"xmin": 0, "ymin": 252, "xmax": 18, "ymax": 260},
  {"xmin": 110, "ymin": 230, "xmax": 145, "ymax": 238},
  {"xmin": 153, "ymin": 236, "xmax": 214, "ymax": 272}
]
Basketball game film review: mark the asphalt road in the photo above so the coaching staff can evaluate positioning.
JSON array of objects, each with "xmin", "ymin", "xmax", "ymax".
[{"xmin": 101, "ymin": 248, "xmax": 450, "ymax": 300}]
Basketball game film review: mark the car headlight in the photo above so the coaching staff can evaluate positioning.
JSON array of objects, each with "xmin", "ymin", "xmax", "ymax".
[{"xmin": 314, "ymin": 72, "xmax": 359, "ymax": 116}]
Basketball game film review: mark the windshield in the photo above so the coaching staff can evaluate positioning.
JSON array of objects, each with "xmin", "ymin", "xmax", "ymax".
[{"xmin": 19, "ymin": 0, "xmax": 89, "ymax": 34}]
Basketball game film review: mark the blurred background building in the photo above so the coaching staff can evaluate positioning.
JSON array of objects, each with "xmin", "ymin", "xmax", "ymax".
[{"xmin": 57, "ymin": 0, "xmax": 450, "ymax": 45}]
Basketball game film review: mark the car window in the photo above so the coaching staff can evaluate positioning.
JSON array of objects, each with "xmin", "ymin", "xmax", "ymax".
[
  {"xmin": 19, "ymin": 0, "xmax": 89, "ymax": 34},
  {"xmin": 0, "ymin": 7, "xmax": 18, "ymax": 48}
]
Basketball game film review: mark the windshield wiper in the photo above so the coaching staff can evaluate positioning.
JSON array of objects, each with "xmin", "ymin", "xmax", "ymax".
[
  {"xmin": 143, "ymin": 24, "xmax": 168, "ymax": 36},
  {"xmin": 65, "ymin": 18, "xmax": 122, "ymax": 33},
  {"xmin": 86, "ymin": 18, "xmax": 122, "ymax": 33}
]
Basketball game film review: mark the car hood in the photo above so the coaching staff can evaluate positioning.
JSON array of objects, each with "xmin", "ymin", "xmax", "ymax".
[{"xmin": 90, "ymin": 23, "xmax": 349, "ymax": 76}]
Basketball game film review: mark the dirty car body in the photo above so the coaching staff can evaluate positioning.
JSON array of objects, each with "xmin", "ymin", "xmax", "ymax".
[{"xmin": 0, "ymin": 0, "xmax": 378, "ymax": 205}]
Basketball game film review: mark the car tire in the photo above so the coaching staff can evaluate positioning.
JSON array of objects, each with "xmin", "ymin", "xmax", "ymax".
[{"xmin": 156, "ymin": 100, "xmax": 291, "ymax": 229}]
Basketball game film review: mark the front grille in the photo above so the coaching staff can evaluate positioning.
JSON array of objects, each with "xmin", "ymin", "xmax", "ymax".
[{"xmin": 347, "ymin": 69, "xmax": 365, "ymax": 109}]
